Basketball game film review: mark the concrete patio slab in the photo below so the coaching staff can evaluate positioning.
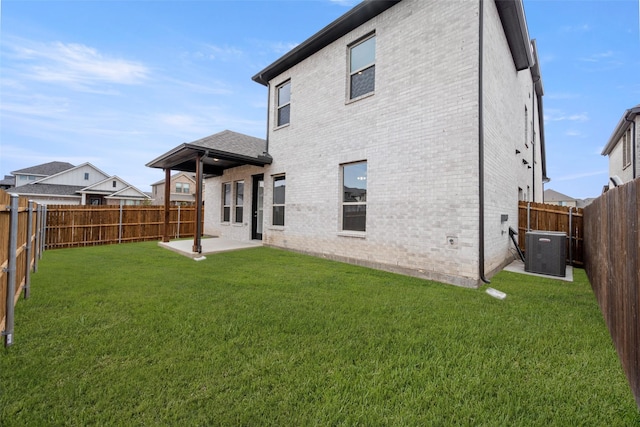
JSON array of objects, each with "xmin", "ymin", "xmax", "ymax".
[
  {"xmin": 503, "ymin": 259, "xmax": 574, "ymax": 282},
  {"xmin": 158, "ymin": 237, "xmax": 262, "ymax": 259}
]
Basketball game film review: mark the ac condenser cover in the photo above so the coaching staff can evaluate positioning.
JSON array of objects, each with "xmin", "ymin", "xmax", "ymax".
[{"xmin": 525, "ymin": 231, "xmax": 567, "ymax": 277}]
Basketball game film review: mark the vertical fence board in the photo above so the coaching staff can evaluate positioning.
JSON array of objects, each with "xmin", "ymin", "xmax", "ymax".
[{"xmin": 585, "ymin": 178, "xmax": 640, "ymax": 410}]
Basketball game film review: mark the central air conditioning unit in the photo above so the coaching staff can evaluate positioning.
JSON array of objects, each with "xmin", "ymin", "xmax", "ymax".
[{"xmin": 525, "ymin": 231, "xmax": 567, "ymax": 277}]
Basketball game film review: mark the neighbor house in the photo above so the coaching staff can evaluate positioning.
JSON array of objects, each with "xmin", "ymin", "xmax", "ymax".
[
  {"xmin": 151, "ymin": 172, "xmax": 197, "ymax": 206},
  {"xmin": 10, "ymin": 161, "xmax": 150, "ymax": 205},
  {"xmin": 148, "ymin": 0, "xmax": 547, "ymax": 287},
  {"xmin": 543, "ymin": 189, "xmax": 577, "ymax": 208},
  {"xmin": 0, "ymin": 175, "xmax": 15, "ymax": 190},
  {"xmin": 601, "ymin": 104, "xmax": 639, "ymax": 190}
]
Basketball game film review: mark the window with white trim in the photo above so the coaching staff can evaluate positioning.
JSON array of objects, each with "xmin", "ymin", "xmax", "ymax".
[
  {"xmin": 349, "ymin": 35, "xmax": 375, "ymax": 100},
  {"xmin": 276, "ymin": 81, "xmax": 291, "ymax": 127},
  {"xmin": 272, "ymin": 175, "xmax": 286, "ymax": 226},
  {"xmin": 234, "ymin": 181, "xmax": 244, "ymax": 223},
  {"xmin": 341, "ymin": 162, "xmax": 367, "ymax": 232},
  {"xmin": 222, "ymin": 182, "xmax": 231, "ymax": 222},
  {"xmin": 176, "ymin": 182, "xmax": 190, "ymax": 193}
]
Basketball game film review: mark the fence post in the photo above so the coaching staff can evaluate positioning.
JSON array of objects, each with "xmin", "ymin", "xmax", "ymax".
[
  {"xmin": 41, "ymin": 204, "xmax": 47, "ymax": 256},
  {"xmin": 119, "ymin": 203, "xmax": 123, "ymax": 244},
  {"xmin": 176, "ymin": 205, "xmax": 181, "ymax": 239},
  {"xmin": 3, "ymin": 194, "xmax": 19, "ymax": 347},
  {"xmin": 568, "ymin": 208, "xmax": 573, "ymax": 266},
  {"xmin": 24, "ymin": 201, "xmax": 34, "ymax": 299},
  {"xmin": 527, "ymin": 202, "xmax": 531, "ymax": 231}
]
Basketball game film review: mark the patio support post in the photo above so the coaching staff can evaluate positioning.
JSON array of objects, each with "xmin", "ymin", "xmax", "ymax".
[
  {"xmin": 163, "ymin": 168, "xmax": 171, "ymax": 243},
  {"xmin": 193, "ymin": 153, "xmax": 203, "ymax": 253}
]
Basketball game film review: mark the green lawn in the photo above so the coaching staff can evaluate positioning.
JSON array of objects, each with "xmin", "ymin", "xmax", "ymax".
[{"xmin": 1, "ymin": 242, "xmax": 638, "ymax": 426}]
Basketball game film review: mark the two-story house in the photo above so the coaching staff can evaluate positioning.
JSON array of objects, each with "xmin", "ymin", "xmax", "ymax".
[
  {"xmin": 10, "ymin": 161, "xmax": 150, "ymax": 205},
  {"xmin": 601, "ymin": 104, "xmax": 639, "ymax": 190},
  {"xmin": 151, "ymin": 172, "xmax": 198, "ymax": 206},
  {"xmin": 148, "ymin": 0, "xmax": 547, "ymax": 287}
]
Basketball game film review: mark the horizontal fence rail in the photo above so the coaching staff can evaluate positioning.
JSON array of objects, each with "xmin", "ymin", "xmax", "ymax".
[
  {"xmin": 517, "ymin": 201, "xmax": 584, "ymax": 266},
  {"xmin": 1, "ymin": 189, "xmax": 44, "ymax": 347},
  {"xmin": 584, "ymin": 178, "xmax": 640, "ymax": 410},
  {"xmin": 45, "ymin": 205, "xmax": 203, "ymax": 249}
]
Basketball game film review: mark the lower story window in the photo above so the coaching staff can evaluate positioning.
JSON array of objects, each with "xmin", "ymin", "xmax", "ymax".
[
  {"xmin": 342, "ymin": 162, "xmax": 367, "ymax": 232},
  {"xmin": 272, "ymin": 175, "xmax": 286, "ymax": 226},
  {"xmin": 235, "ymin": 181, "xmax": 244, "ymax": 223},
  {"xmin": 222, "ymin": 182, "xmax": 231, "ymax": 222}
]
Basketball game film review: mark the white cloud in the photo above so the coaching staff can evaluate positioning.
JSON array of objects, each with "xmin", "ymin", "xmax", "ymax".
[
  {"xmin": 579, "ymin": 50, "xmax": 615, "ymax": 63},
  {"xmin": 4, "ymin": 37, "xmax": 149, "ymax": 91},
  {"xmin": 565, "ymin": 130, "xmax": 583, "ymax": 137},
  {"xmin": 561, "ymin": 24, "xmax": 592, "ymax": 33},
  {"xmin": 544, "ymin": 109, "xmax": 589, "ymax": 122}
]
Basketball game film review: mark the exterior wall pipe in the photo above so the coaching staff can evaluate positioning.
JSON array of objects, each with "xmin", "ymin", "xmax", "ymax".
[
  {"xmin": 478, "ymin": 0, "xmax": 490, "ymax": 284},
  {"xmin": 625, "ymin": 115, "xmax": 637, "ymax": 179},
  {"xmin": 4, "ymin": 194, "xmax": 19, "ymax": 347}
]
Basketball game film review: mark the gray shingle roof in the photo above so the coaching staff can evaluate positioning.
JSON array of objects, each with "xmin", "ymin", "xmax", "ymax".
[
  {"xmin": 10, "ymin": 184, "xmax": 84, "ymax": 196},
  {"xmin": 0, "ymin": 176, "xmax": 15, "ymax": 187},
  {"xmin": 187, "ymin": 130, "xmax": 267, "ymax": 159},
  {"xmin": 11, "ymin": 161, "xmax": 75, "ymax": 176}
]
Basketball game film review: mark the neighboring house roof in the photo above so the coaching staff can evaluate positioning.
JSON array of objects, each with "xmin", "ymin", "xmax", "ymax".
[
  {"xmin": 146, "ymin": 130, "xmax": 272, "ymax": 175},
  {"xmin": 10, "ymin": 161, "xmax": 149, "ymax": 202},
  {"xmin": 151, "ymin": 172, "xmax": 196, "ymax": 187},
  {"xmin": 544, "ymin": 189, "xmax": 576, "ymax": 203},
  {"xmin": 601, "ymin": 104, "xmax": 640, "ymax": 155},
  {"xmin": 11, "ymin": 161, "xmax": 75, "ymax": 176},
  {"xmin": 10, "ymin": 184, "xmax": 85, "ymax": 197},
  {"xmin": 0, "ymin": 175, "xmax": 15, "ymax": 187},
  {"xmin": 252, "ymin": 0, "xmax": 533, "ymax": 86},
  {"xmin": 36, "ymin": 162, "xmax": 110, "ymax": 185}
]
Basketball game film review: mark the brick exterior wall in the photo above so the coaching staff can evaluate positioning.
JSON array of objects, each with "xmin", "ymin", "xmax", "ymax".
[
  {"xmin": 607, "ymin": 115, "xmax": 639, "ymax": 185},
  {"xmin": 204, "ymin": 0, "xmax": 543, "ymax": 288}
]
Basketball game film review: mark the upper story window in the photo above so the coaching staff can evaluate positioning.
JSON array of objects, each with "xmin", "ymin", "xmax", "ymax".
[
  {"xmin": 84, "ymin": 173, "xmax": 89, "ymax": 180},
  {"xmin": 276, "ymin": 81, "xmax": 291, "ymax": 127},
  {"xmin": 342, "ymin": 162, "xmax": 367, "ymax": 232},
  {"xmin": 112, "ymin": 180, "xmax": 117, "ymax": 188},
  {"xmin": 349, "ymin": 35, "xmax": 376, "ymax": 100},
  {"xmin": 272, "ymin": 175, "xmax": 286, "ymax": 226},
  {"xmin": 176, "ymin": 182, "xmax": 190, "ymax": 193}
]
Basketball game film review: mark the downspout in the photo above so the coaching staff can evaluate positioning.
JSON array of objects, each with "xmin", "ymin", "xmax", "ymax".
[
  {"xmin": 625, "ymin": 114, "xmax": 637, "ymax": 179},
  {"xmin": 260, "ymin": 74, "xmax": 271, "ymax": 154},
  {"xmin": 478, "ymin": 0, "xmax": 490, "ymax": 284},
  {"xmin": 531, "ymin": 80, "xmax": 536, "ymax": 200}
]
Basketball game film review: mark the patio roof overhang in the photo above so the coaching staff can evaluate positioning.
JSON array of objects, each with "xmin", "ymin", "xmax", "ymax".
[
  {"xmin": 146, "ymin": 129, "xmax": 272, "ymax": 176},
  {"xmin": 146, "ymin": 130, "xmax": 272, "ymax": 252}
]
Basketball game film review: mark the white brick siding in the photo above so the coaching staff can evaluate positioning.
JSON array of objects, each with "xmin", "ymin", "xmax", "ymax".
[{"xmin": 205, "ymin": 0, "xmax": 543, "ymax": 288}]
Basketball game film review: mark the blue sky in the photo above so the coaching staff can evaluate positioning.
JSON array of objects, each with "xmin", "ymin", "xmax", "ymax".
[{"xmin": 1, "ymin": 0, "xmax": 638, "ymax": 198}]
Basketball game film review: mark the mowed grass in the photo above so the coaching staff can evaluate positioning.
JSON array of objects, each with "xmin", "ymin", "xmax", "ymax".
[{"xmin": 1, "ymin": 242, "xmax": 638, "ymax": 426}]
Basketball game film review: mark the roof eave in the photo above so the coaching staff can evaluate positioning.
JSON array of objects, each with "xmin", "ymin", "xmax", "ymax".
[
  {"xmin": 602, "ymin": 105, "xmax": 640, "ymax": 156},
  {"xmin": 252, "ymin": 0, "xmax": 402, "ymax": 86},
  {"xmin": 495, "ymin": 0, "xmax": 535, "ymax": 71}
]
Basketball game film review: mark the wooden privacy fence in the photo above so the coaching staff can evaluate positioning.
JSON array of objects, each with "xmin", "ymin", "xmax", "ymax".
[
  {"xmin": 584, "ymin": 178, "xmax": 640, "ymax": 410},
  {"xmin": 1, "ymin": 189, "xmax": 46, "ymax": 347},
  {"xmin": 517, "ymin": 201, "xmax": 584, "ymax": 266},
  {"xmin": 46, "ymin": 205, "xmax": 203, "ymax": 249}
]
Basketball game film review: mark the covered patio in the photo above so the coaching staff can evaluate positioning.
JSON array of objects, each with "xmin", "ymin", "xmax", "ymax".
[{"xmin": 146, "ymin": 130, "xmax": 272, "ymax": 253}]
